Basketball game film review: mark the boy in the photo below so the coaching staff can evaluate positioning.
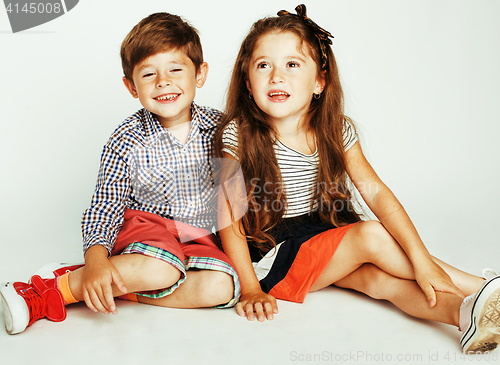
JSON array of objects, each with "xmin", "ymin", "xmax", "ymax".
[{"xmin": 0, "ymin": 12, "xmax": 240, "ymax": 335}]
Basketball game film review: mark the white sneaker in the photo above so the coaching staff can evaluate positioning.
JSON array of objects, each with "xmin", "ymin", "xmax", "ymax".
[{"xmin": 460, "ymin": 272, "xmax": 500, "ymax": 353}]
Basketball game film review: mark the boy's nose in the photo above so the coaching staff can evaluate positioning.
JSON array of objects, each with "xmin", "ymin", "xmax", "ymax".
[{"xmin": 156, "ymin": 75, "xmax": 172, "ymax": 88}]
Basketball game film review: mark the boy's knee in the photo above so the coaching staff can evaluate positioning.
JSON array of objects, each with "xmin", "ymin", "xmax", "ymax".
[
  {"xmin": 132, "ymin": 255, "xmax": 182, "ymax": 290},
  {"xmin": 195, "ymin": 271, "xmax": 234, "ymax": 307}
]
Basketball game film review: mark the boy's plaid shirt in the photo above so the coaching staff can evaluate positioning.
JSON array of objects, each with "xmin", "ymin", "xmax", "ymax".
[{"xmin": 82, "ymin": 102, "xmax": 221, "ymax": 255}]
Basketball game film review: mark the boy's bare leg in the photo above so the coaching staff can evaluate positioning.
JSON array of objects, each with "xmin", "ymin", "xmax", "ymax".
[
  {"xmin": 335, "ymin": 264, "xmax": 462, "ymax": 326},
  {"xmin": 138, "ymin": 270, "xmax": 234, "ymax": 308},
  {"xmin": 67, "ymin": 254, "xmax": 234, "ymax": 309}
]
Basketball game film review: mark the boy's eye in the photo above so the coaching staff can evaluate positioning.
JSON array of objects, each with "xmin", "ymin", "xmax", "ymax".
[
  {"xmin": 171, "ymin": 68, "xmax": 182, "ymax": 72},
  {"xmin": 143, "ymin": 72, "xmax": 155, "ymax": 77},
  {"xmin": 287, "ymin": 61, "xmax": 300, "ymax": 68}
]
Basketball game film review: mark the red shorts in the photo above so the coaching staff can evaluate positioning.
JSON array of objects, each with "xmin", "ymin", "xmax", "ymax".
[{"xmin": 112, "ymin": 209, "xmax": 240, "ymax": 307}]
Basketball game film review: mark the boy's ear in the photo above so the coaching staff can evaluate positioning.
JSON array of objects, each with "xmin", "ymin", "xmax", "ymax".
[
  {"xmin": 195, "ymin": 62, "xmax": 209, "ymax": 88},
  {"xmin": 123, "ymin": 76, "xmax": 139, "ymax": 98}
]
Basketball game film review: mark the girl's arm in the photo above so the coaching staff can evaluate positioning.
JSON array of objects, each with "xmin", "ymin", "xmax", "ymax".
[
  {"xmin": 345, "ymin": 142, "xmax": 464, "ymax": 306},
  {"xmin": 218, "ymin": 153, "xmax": 278, "ymax": 321}
]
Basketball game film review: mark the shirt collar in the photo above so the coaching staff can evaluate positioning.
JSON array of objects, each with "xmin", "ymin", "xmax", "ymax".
[{"xmin": 141, "ymin": 102, "xmax": 216, "ymax": 147}]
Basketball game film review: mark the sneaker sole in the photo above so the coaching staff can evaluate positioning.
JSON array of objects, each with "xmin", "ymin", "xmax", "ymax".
[
  {"xmin": 461, "ymin": 276, "xmax": 500, "ymax": 353},
  {"xmin": 0, "ymin": 282, "xmax": 29, "ymax": 335}
]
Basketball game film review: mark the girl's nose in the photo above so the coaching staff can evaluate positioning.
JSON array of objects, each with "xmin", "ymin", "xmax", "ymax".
[{"xmin": 270, "ymin": 69, "xmax": 285, "ymax": 84}]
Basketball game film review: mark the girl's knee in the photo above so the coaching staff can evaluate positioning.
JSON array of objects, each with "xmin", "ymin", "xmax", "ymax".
[
  {"xmin": 346, "ymin": 264, "xmax": 396, "ymax": 301},
  {"xmin": 355, "ymin": 220, "xmax": 396, "ymax": 254}
]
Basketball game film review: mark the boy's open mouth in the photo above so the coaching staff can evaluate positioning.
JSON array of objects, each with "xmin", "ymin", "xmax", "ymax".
[
  {"xmin": 268, "ymin": 91, "xmax": 290, "ymax": 101},
  {"xmin": 155, "ymin": 93, "xmax": 180, "ymax": 102}
]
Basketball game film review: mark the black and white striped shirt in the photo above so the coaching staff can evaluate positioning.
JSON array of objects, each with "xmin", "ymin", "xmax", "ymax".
[{"xmin": 222, "ymin": 120, "xmax": 357, "ymax": 218}]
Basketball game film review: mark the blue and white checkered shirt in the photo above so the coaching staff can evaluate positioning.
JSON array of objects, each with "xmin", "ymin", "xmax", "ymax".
[{"xmin": 82, "ymin": 102, "xmax": 221, "ymax": 255}]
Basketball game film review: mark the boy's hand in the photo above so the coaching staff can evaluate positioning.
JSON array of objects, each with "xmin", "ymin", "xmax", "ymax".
[
  {"xmin": 236, "ymin": 289, "xmax": 278, "ymax": 322},
  {"xmin": 82, "ymin": 246, "xmax": 127, "ymax": 315}
]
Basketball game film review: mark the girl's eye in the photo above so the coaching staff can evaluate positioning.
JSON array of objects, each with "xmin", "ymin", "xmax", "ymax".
[
  {"xmin": 257, "ymin": 62, "xmax": 270, "ymax": 69},
  {"xmin": 287, "ymin": 61, "xmax": 300, "ymax": 68}
]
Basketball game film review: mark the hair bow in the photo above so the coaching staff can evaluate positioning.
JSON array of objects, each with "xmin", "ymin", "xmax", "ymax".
[{"xmin": 278, "ymin": 4, "xmax": 334, "ymax": 70}]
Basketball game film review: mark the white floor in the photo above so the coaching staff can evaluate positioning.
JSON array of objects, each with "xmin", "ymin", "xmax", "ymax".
[{"xmin": 1, "ymin": 269, "xmax": 498, "ymax": 365}]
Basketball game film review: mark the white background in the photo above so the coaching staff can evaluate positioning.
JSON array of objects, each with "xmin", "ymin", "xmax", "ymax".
[{"xmin": 0, "ymin": 1, "xmax": 499, "ymax": 364}]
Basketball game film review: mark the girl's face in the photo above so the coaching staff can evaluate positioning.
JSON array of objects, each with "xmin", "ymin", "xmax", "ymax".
[{"xmin": 246, "ymin": 31, "xmax": 325, "ymax": 126}]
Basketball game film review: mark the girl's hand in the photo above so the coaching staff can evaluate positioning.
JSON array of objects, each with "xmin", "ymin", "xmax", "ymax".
[
  {"xmin": 82, "ymin": 247, "xmax": 127, "ymax": 315},
  {"xmin": 413, "ymin": 257, "xmax": 465, "ymax": 307},
  {"xmin": 236, "ymin": 289, "xmax": 278, "ymax": 321}
]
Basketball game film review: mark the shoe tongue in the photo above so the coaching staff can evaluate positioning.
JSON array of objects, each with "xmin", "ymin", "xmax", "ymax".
[
  {"xmin": 482, "ymin": 268, "xmax": 499, "ymax": 280},
  {"xmin": 30, "ymin": 275, "xmax": 48, "ymax": 292},
  {"xmin": 459, "ymin": 293, "xmax": 476, "ymax": 332}
]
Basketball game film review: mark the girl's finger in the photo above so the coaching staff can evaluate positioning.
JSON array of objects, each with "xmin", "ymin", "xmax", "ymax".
[
  {"xmin": 254, "ymin": 302, "xmax": 265, "ymax": 322},
  {"xmin": 245, "ymin": 302, "xmax": 255, "ymax": 321},
  {"xmin": 235, "ymin": 302, "xmax": 246, "ymax": 317},
  {"xmin": 422, "ymin": 283, "xmax": 436, "ymax": 307},
  {"xmin": 263, "ymin": 302, "xmax": 275, "ymax": 320}
]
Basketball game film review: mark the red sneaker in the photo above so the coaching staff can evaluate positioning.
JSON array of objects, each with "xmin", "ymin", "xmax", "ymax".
[
  {"xmin": 0, "ymin": 275, "xmax": 66, "ymax": 334},
  {"xmin": 30, "ymin": 262, "xmax": 84, "ymax": 282}
]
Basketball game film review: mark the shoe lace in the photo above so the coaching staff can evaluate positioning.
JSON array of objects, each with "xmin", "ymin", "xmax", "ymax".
[{"xmin": 22, "ymin": 287, "xmax": 46, "ymax": 326}]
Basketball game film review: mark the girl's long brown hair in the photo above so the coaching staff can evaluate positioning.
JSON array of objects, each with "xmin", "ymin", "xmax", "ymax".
[{"xmin": 214, "ymin": 15, "xmax": 361, "ymax": 253}]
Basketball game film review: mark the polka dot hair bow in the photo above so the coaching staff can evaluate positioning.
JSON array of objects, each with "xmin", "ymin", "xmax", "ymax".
[{"xmin": 277, "ymin": 4, "xmax": 334, "ymax": 70}]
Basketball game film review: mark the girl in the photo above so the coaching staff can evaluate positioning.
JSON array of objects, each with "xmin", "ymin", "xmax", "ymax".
[{"xmin": 214, "ymin": 4, "xmax": 500, "ymax": 354}]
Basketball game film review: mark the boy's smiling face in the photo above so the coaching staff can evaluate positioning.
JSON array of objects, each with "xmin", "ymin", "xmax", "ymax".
[{"xmin": 123, "ymin": 49, "xmax": 208, "ymax": 128}]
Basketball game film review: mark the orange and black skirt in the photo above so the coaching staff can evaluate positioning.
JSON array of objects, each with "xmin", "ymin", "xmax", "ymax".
[{"xmin": 249, "ymin": 214, "xmax": 357, "ymax": 303}]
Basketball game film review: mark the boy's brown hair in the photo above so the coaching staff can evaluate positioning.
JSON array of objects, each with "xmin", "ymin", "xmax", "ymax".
[{"xmin": 120, "ymin": 12, "xmax": 204, "ymax": 83}]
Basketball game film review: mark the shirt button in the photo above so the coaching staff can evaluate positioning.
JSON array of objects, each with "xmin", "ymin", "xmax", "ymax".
[
  {"xmin": 151, "ymin": 177, "xmax": 157, "ymax": 183},
  {"xmin": 181, "ymin": 148, "xmax": 188, "ymax": 154},
  {"xmin": 188, "ymin": 203, "xmax": 194, "ymax": 208}
]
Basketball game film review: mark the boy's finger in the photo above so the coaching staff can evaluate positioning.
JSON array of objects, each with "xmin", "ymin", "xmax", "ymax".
[
  {"xmin": 103, "ymin": 285, "xmax": 117, "ymax": 315},
  {"xmin": 82, "ymin": 289, "xmax": 98, "ymax": 313},
  {"xmin": 90, "ymin": 289, "xmax": 110, "ymax": 314},
  {"xmin": 111, "ymin": 270, "xmax": 127, "ymax": 294}
]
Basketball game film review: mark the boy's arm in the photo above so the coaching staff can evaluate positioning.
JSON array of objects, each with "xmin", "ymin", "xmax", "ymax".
[
  {"xmin": 81, "ymin": 144, "xmax": 131, "ymax": 313},
  {"xmin": 82, "ymin": 144, "xmax": 131, "ymax": 256}
]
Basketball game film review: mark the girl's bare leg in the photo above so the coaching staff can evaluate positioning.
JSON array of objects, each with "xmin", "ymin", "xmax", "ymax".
[
  {"xmin": 335, "ymin": 264, "xmax": 462, "ymax": 326},
  {"xmin": 311, "ymin": 220, "xmax": 484, "ymax": 295}
]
